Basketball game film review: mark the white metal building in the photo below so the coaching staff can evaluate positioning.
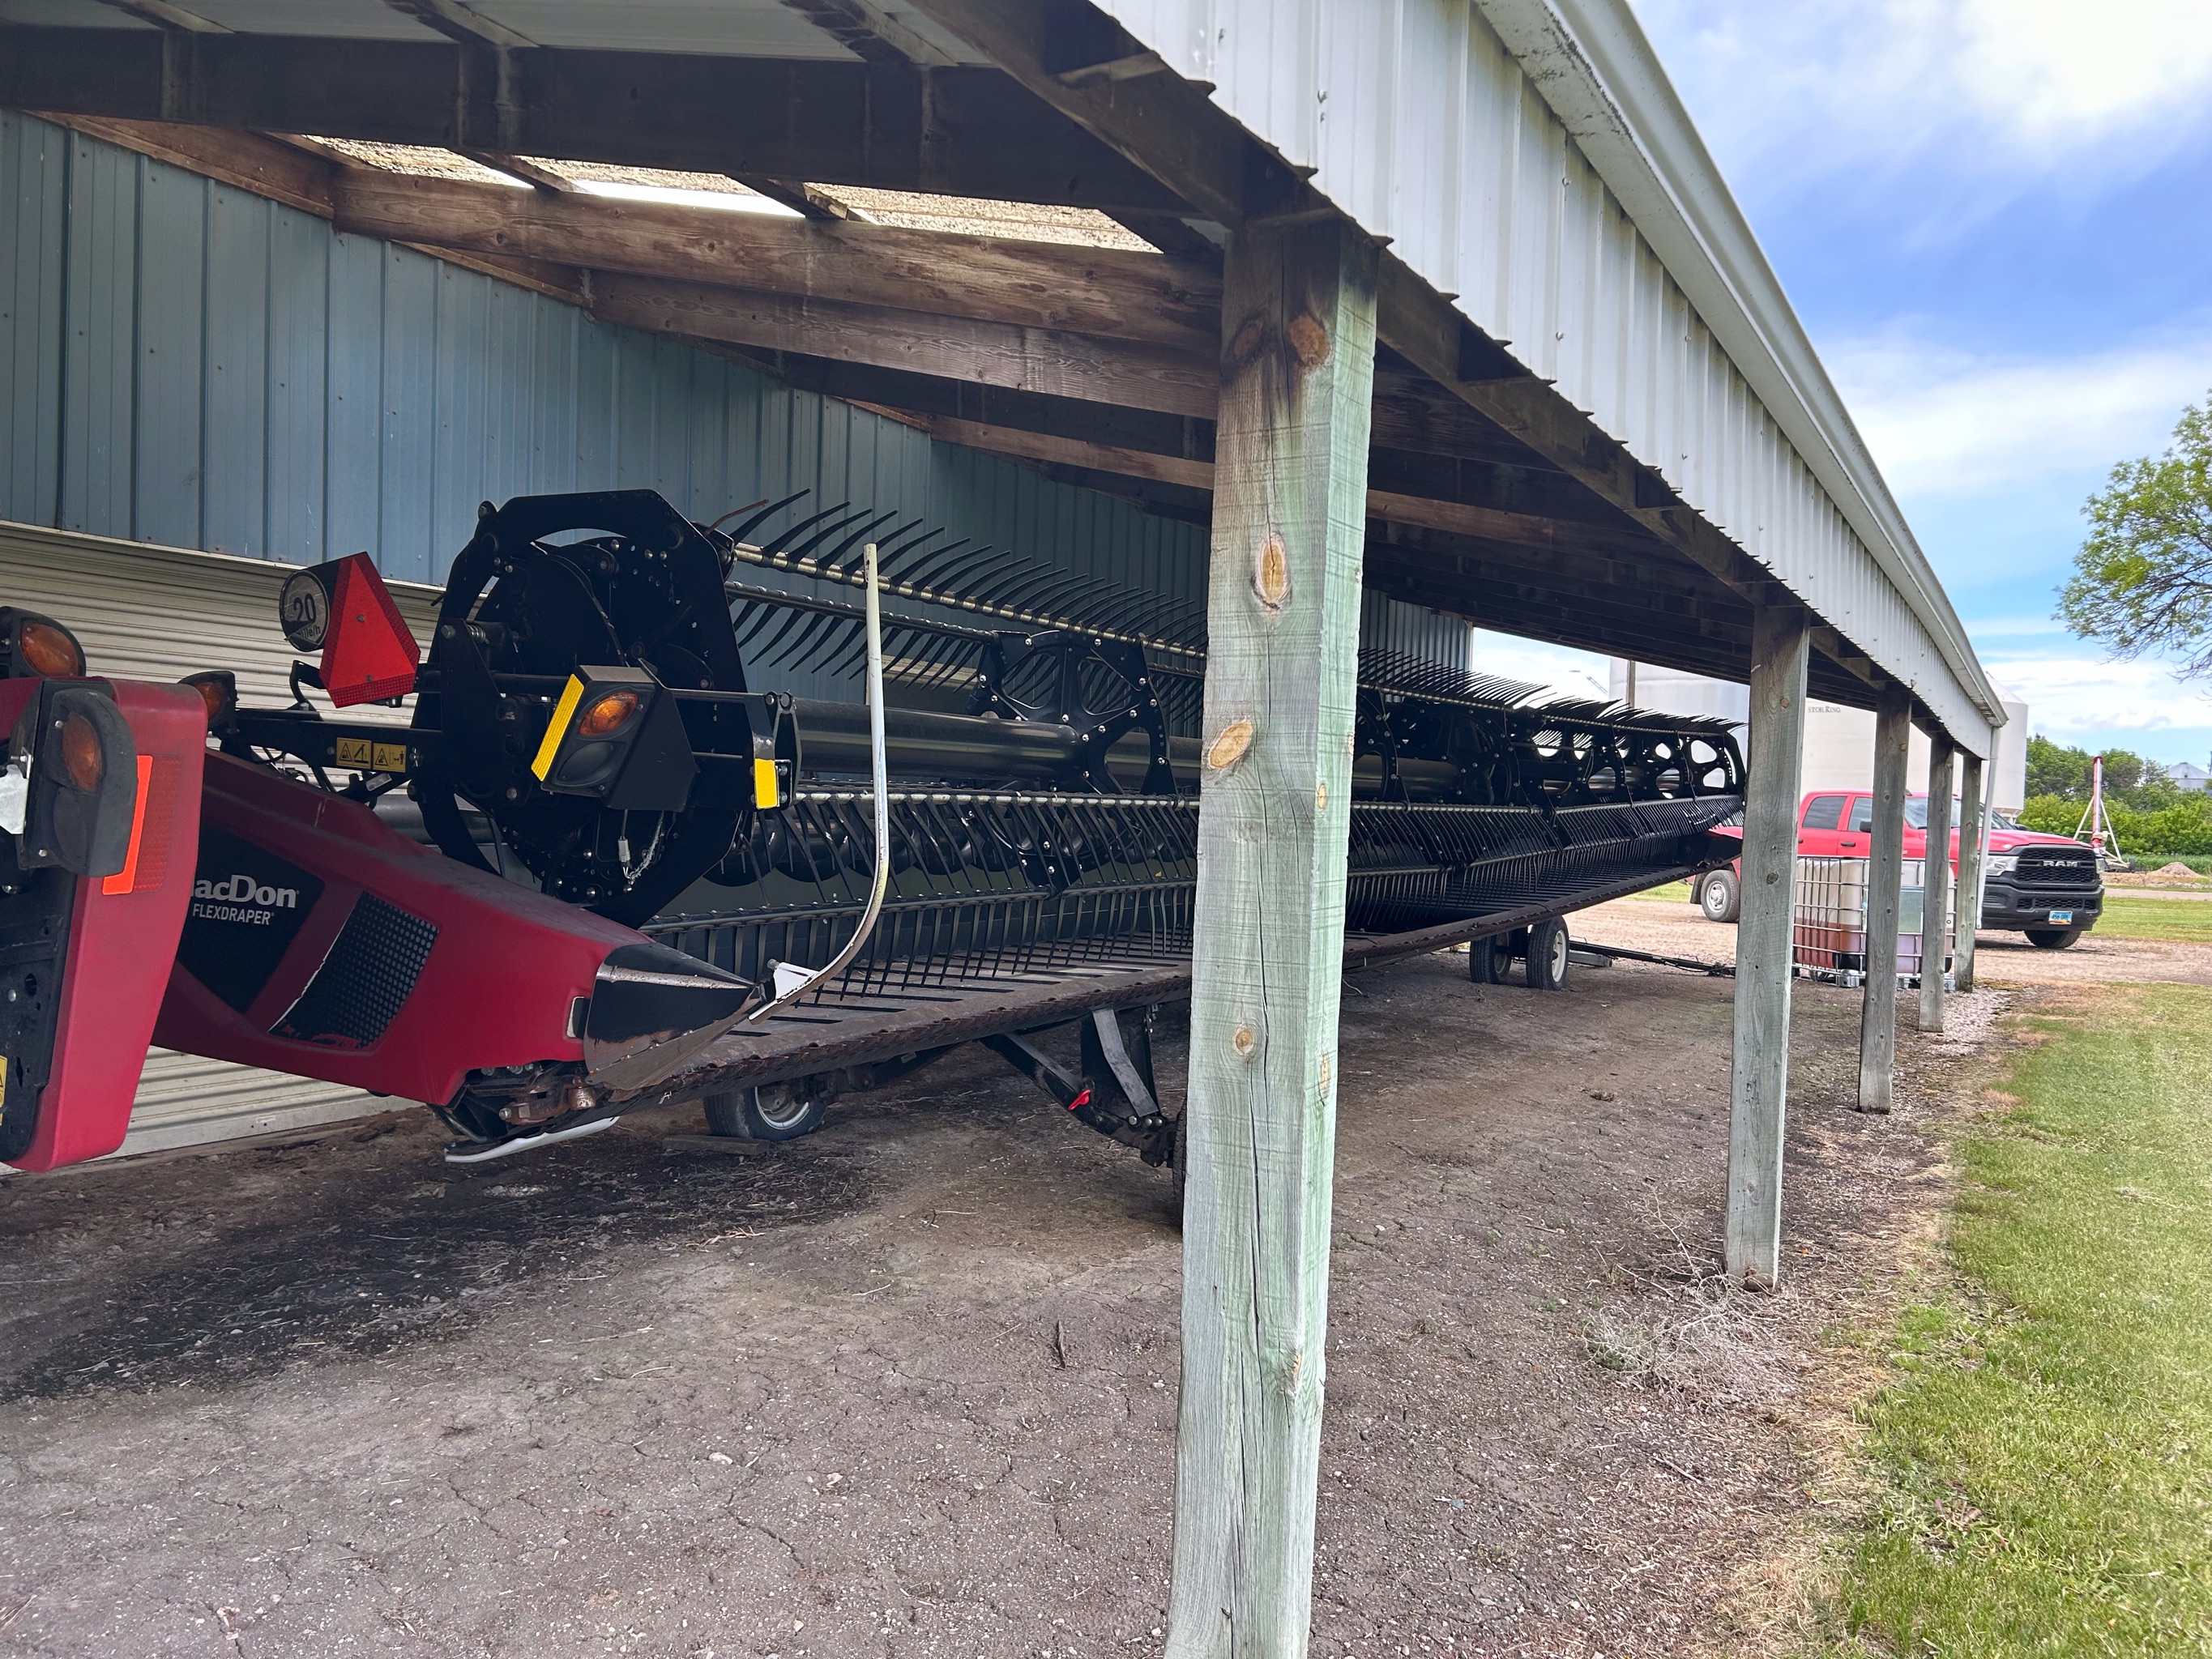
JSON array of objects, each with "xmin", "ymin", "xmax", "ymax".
[{"xmin": 1612, "ymin": 657, "xmax": 2033, "ymax": 812}]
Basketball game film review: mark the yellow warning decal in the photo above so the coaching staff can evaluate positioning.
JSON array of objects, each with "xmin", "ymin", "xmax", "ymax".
[
  {"xmin": 372, "ymin": 741, "xmax": 408, "ymax": 774},
  {"xmin": 753, "ymin": 757, "xmax": 781, "ymax": 810},
  {"xmin": 532, "ymin": 676, "xmax": 586, "ymax": 782},
  {"xmin": 335, "ymin": 736, "xmax": 372, "ymax": 767}
]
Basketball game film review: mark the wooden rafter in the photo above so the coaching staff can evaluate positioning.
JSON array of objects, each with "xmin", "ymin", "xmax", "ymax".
[
  {"xmin": 318, "ymin": 165, "xmax": 1223, "ymax": 352},
  {"xmin": 0, "ymin": 27, "xmax": 1191, "ymax": 213}
]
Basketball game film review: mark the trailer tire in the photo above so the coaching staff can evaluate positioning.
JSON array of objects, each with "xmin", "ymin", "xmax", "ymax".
[
  {"xmin": 1525, "ymin": 919, "xmax": 1570, "ymax": 991},
  {"xmin": 703, "ymin": 1081, "xmax": 826, "ymax": 1141},
  {"xmin": 2025, "ymin": 927, "xmax": 2085, "ymax": 950},
  {"xmin": 1697, "ymin": 869, "xmax": 1740, "ymax": 923},
  {"xmin": 1467, "ymin": 933, "xmax": 1511, "ymax": 983}
]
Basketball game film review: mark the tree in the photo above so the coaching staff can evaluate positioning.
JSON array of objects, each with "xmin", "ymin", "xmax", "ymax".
[
  {"xmin": 2060, "ymin": 394, "xmax": 2212, "ymax": 678},
  {"xmin": 2025, "ymin": 733, "xmax": 2090, "ymax": 800},
  {"xmin": 2019, "ymin": 733, "xmax": 2174, "ymax": 809}
]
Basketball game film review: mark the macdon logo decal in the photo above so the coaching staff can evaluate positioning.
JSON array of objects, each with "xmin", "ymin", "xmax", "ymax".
[{"xmin": 191, "ymin": 873, "xmax": 301, "ymax": 925}]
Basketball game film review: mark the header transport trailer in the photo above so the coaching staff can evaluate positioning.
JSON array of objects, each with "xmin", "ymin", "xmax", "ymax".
[{"xmin": 0, "ymin": 489, "xmax": 1744, "ymax": 1187}]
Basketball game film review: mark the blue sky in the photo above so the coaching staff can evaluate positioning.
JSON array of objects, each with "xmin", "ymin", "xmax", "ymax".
[{"xmin": 1476, "ymin": 0, "xmax": 2212, "ymax": 766}]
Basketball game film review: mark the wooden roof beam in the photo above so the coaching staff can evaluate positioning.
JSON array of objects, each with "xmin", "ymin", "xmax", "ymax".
[
  {"xmin": 0, "ymin": 26, "xmax": 1191, "ymax": 213},
  {"xmin": 320, "ymin": 164, "xmax": 1224, "ymax": 352},
  {"xmin": 591, "ymin": 275, "xmax": 1215, "ymax": 417}
]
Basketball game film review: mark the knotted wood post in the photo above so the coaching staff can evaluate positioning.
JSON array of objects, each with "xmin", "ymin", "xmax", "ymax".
[
  {"xmin": 1725, "ymin": 604, "xmax": 1808, "ymax": 1287},
  {"xmin": 1955, "ymin": 749, "xmax": 1986, "ymax": 993},
  {"xmin": 1167, "ymin": 217, "xmax": 1378, "ymax": 1659},
  {"xmin": 1856, "ymin": 684, "xmax": 1911, "ymax": 1113},
  {"xmin": 1919, "ymin": 736, "xmax": 1956, "ymax": 1033}
]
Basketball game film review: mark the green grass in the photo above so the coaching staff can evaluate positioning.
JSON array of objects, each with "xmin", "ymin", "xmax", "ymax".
[
  {"xmin": 2090, "ymin": 895, "xmax": 2212, "ymax": 944},
  {"xmin": 1632, "ymin": 879, "xmax": 1693, "ymax": 902},
  {"xmin": 1809, "ymin": 985, "xmax": 2212, "ymax": 1656}
]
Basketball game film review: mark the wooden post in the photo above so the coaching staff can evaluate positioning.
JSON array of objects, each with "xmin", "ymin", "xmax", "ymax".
[
  {"xmin": 1918, "ymin": 736, "xmax": 1956, "ymax": 1033},
  {"xmin": 1167, "ymin": 217, "xmax": 1378, "ymax": 1659},
  {"xmin": 1855, "ymin": 684, "xmax": 1911, "ymax": 1114},
  {"xmin": 1955, "ymin": 748, "xmax": 1986, "ymax": 993},
  {"xmin": 1725, "ymin": 605, "xmax": 1809, "ymax": 1288}
]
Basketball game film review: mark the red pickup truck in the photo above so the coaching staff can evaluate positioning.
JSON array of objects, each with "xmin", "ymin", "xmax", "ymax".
[{"xmin": 1695, "ymin": 790, "xmax": 2103, "ymax": 949}]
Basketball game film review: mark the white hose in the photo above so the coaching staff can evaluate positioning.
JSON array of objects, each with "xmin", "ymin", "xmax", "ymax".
[{"xmin": 745, "ymin": 541, "xmax": 892, "ymax": 1021}]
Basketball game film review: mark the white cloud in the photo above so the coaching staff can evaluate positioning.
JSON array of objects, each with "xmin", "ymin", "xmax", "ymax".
[
  {"xmin": 1956, "ymin": 0, "xmax": 2212, "ymax": 137},
  {"xmin": 1828, "ymin": 330, "xmax": 2212, "ymax": 497},
  {"xmin": 1980, "ymin": 650, "xmax": 2212, "ymax": 739},
  {"xmin": 1632, "ymin": 0, "xmax": 2212, "ymax": 178}
]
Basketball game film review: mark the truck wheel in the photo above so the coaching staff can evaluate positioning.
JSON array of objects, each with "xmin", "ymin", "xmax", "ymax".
[
  {"xmin": 1467, "ymin": 933, "xmax": 1511, "ymax": 983},
  {"xmin": 703, "ymin": 1081, "xmax": 826, "ymax": 1141},
  {"xmin": 1524, "ymin": 919, "xmax": 1570, "ymax": 991},
  {"xmin": 1697, "ymin": 870, "xmax": 1740, "ymax": 923},
  {"xmin": 2025, "ymin": 927, "xmax": 2085, "ymax": 951}
]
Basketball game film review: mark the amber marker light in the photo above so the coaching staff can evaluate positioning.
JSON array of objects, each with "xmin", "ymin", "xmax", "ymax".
[
  {"xmin": 59, "ymin": 710, "xmax": 105, "ymax": 791},
  {"xmin": 16, "ymin": 619, "xmax": 84, "ymax": 679},
  {"xmin": 575, "ymin": 688, "xmax": 643, "ymax": 739}
]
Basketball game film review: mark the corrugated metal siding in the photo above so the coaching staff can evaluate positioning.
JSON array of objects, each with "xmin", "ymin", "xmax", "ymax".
[
  {"xmin": 1097, "ymin": 0, "xmax": 1992, "ymax": 751},
  {"xmin": 0, "ymin": 109, "xmax": 1225, "ymax": 684},
  {"xmin": 0, "ymin": 521, "xmax": 446, "ymax": 1160},
  {"xmin": 1361, "ymin": 591, "xmax": 1468, "ymax": 670}
]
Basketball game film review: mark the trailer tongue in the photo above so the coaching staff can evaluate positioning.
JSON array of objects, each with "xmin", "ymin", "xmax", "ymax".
[{"xmin": 0, "ymin": 490, "xmax": 1744, "ymax": 1177}]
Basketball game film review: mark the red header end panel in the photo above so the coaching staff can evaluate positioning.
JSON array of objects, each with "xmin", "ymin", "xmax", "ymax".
[
  {"xmin": 153, "ymin": 753, "xmax": 644, "ymax": 1107},
  {"xmin": 1, "ymin": 682, "xmax": 207, "ymax": 1171}
]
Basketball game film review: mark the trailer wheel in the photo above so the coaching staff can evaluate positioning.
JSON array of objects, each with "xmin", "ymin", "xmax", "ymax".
[
  {"xmin": 2025, "ymin": 927, "xmax": 2085, "ymax": 951},
  {"xmin": 1525, "ymin": 919, "xmax": 1570, "ymax": 991},
  {"xmin": 703, "ymin": 1081, "xmax": 826, "ymax": 1141},
  {"xmin": 1697, "ymin": 869, "xmax": 1740, "ymax": 923},
  {"xmin": 1467, "ymin": 933, "xmax": 1511, "ymax": 983}
]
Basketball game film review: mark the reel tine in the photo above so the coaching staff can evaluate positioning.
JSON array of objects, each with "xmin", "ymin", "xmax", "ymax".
[
  {"xmin": 779, "ymin": 612, "xmax": 858, "ymax": 670},
  {"xmin": 1010, "ymin": 566, "xmax": 1114, "ymax": 626},
  {"xmin": 717, "ymin": 489, "xmax": 810, "ymax": 548},
  {"xmin": 754, "ymin": 502, "xmax": 855, "ymax": 561},
  {"xmin": 869, "ymin": 522, "xmax": 942, "ymax": 578},
  {"xmin": 999, "ymin": 562, "xmax": 1104, "ymax": 619},
  {"xmin": 902, "ymin": 539, "xmax": 997, "ymax": 599},
  {"xmin": 915, "ymin": 638, "xmax": 982, "ymax": 688},
  {"xmin": 789, "ymin": 612, "xmax": 867, "ymax": 676},
  {"xmin": 816, "ymin": 509, "xmax": 903, "ymax": 576},
  {"xmin": 920, "ymin": 547, "xmax": 1028, "ymax": 611},
  {"xmin": 878, "ymin": 536, "xmax": 969, "ymax": 599},
  {"xmin": 783, "ymin": 505, "xmax": 877, "ymax": 567},
  {"xmin": 821, "ymin": 632, "xmax": 878, "ymax": 683},
  {"xmin": 1117, "ymin": 596, "xmax": 1193, "ymax": 646},
  {"xmin": 1021, "ymin": 565, "xmax": 1121, "ymax": 619},
  {"xmin": 956, "ymin": 548, "xmax": 1051, "ymax": 608},
  {"xmin": 749, "ymin": 603, "xmax": 822, "ymax": 667},
  {"xmin": 1057, "ymin": 569, "xmax": 1164, "ymax": 634},
  {"xmin": 732, "ymin": 603, "xmax": 786, "ymax": 650}
]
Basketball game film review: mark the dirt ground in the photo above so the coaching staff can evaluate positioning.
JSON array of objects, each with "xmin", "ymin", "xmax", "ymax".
[
  {"xmin": 1594, "ymin": 890, "xmax": 2212, "ymax": 987},
  {"xmin": 0, "ymin": 905, "xmax": 2061, "ymax": 1659}
]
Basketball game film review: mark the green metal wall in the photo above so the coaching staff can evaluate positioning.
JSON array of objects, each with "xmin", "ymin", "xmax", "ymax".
[{"xmin": 0, "ymin": 109, "xmax": 1466, "ymax": 686}]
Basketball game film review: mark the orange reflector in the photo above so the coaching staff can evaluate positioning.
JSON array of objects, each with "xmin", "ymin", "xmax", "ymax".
[{"xmin": 101, "ymin": 753, "xmax": 154, "ymax": 896}]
